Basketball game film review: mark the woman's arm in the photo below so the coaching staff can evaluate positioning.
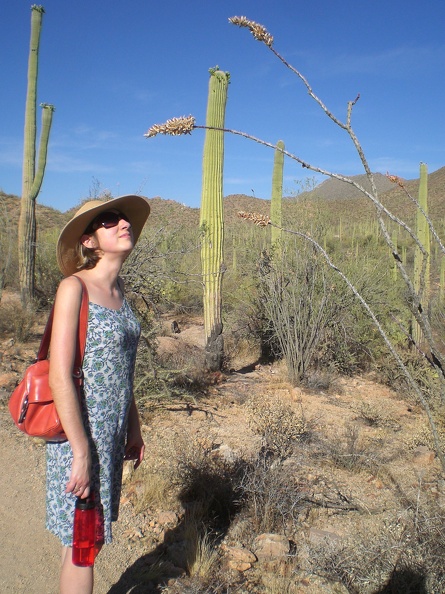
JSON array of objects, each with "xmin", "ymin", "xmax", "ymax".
[
  {"xmin": 49, "ymin": 276, "xmax": 91, "ymax": 497},
  {"xmin": 125, "ymin": 397, "xmax": 145, "ymax": 469}
]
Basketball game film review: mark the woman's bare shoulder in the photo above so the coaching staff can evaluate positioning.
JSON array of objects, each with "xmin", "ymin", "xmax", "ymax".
[{"xmin": 55, "ymin": 275, "xmax": 84, "ymax": 303}]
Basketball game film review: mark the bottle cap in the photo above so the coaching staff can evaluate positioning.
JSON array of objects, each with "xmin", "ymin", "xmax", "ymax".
[{"xmin": 75, "ymin": 496, "xmax": 95, "ymax": 511}]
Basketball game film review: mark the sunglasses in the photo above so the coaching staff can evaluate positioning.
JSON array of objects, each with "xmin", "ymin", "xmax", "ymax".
[{"xmin": 85, "ymin": 211, "xmax": 130, "ymax": 234}]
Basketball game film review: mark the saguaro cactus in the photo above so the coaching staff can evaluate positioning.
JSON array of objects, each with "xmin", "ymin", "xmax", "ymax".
[
  {"xmin": 18, "ymin": 5, "xmax": 55, "ymax": 304},
  {"xmin": 271, "ymin": 140, "xmax": 284, "ymax": 255},
  {"xmin": 412, "ymin": 162, "xmax": 430, "ymax": 345},
  {"xmin": 200, "ymin": 67, "xmax": 229, "ymax": 371}
]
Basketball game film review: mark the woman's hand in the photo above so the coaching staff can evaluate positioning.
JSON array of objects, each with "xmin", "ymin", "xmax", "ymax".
[
  {"xmin": 124, "ymin": 432, "xmax": 145, "ymax": 470},
  {"xmin": 65, "ymin": 451, "xmax": 92, "ymax": 498},
  {"xmin": 125, "ymin": 396, "xmax": 145, "ymax": 469}
]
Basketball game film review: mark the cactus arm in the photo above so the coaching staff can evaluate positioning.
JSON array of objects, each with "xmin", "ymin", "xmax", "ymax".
[{"xmin": 30, "ymin": 103, "xmax": 55, "ymax": 198}]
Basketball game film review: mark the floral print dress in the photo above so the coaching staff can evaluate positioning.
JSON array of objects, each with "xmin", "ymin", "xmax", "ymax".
[{"xmin": 46, "ymin": 300, "xmax": 140, "ymax": 546}]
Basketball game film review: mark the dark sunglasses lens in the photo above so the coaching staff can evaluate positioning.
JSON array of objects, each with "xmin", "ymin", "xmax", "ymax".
[
  {"xmin": 98, "ymin": 212, "xmax": 121, "ymax": 228},
  {"xmin": 90, "ymin": 211, "xmax": 130, "ymax": 231}
]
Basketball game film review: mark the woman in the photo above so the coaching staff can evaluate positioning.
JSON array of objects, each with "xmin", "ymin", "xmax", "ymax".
[{"xmin": 47, "ymin": 195, "xmax": 151, "ymax": 594}]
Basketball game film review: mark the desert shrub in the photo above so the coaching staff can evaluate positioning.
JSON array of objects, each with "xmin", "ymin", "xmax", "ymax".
[
  {"xmin": 256, "ymin": 241, "xmax": 338, "ymax": 384},
  {"xmin": 353, "ymin": 400, "xmax": 394, "ymax": 428},
  {"xmin": 171, "ymin": 433, "xmax": 244, "ymax": 533},
  {"xmin": 237, "ymin": 451, "xmax": 307, "ymax": 534},
  {"xmin": 126, "ymin": 297, "xmax": 162, "ymax": 404},
  {"xmin": 303, "ymin": 369, "xmax": 337, "ymax": 391},
  {"xmin": 123, "ymin": 235, "xmax": 169, "ymax": 313},
  {"xmin": 0, "ymin": 298, "xmax": 37, "ymax": 342},
  {"xmin": 156, "ymin": 341, "xmax": 208, "ymax": 393},
  {"xmin": 123, "ymin": 225, "xmax": 203, "ymax": 317},
  {"xmin": 307, "ymin": 527, "xmax": 401, "ymax": 593},
  {"xmin": 128, "ymin": 468, "xmax": 173, "ymax": 514},
  {"xmin": 165, "ymin": 277, "xmax": 203, "ymax": 315},
  {"xmin": 253, "ymin": 203, "xmax": 411, "ymax": 382},
  {"xmin": 319, "ymin": 424, "xmax": 381, "ymax": 473},
  {"xmin": 245, "ymin": 392, "xmax": 310, "ymax": 460},
  {"xmin": 0, "ymin": 203, "xmax": 17, "ymax": 294},
  {"xmin": 318, "ymin": 258, "xmax": 408, "ymax": 377},
  {"xmin": 221, "ymin": 272, "xmax": 262, "ymax": 370},
  {"xmin": 307, "ymin": 500, "xmax": 445, "ymax": 593},
  {"xmin": 375, "ymin": 347, "xmax": 439, "ymax": 397},
  {"xmin": 222, "ymin": 328, "xmax": 261, "ymax": 371},
  {"xmin": 405, "ymin": 422, "xmax": 445, "ymax": 454}
]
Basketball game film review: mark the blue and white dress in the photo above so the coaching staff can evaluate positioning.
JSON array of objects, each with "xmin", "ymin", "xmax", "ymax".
[{"xmin": 46, "ymin": 299, "xmax": 140, "ymax": 546}]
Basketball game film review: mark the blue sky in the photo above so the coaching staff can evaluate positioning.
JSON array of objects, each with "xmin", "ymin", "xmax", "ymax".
[{"xmin": 1, "ymin": 0, "xmax": 444, "ymax": 212}]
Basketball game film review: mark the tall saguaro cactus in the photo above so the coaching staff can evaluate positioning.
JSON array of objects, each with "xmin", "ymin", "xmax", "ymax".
[
  {"xmin": 412, "ymin": 162, "xmax": 430, "ymax": 345},
  {"xmin": 18, "ymin": 5, "xmax": 55, "ymax": 304},
  {"xmin": 271, "ymin": 140, "xmax": 284, "ymax": 255},
  {"xmin": 200, "ymin": 67, "xmax": 229, "ymax": 371}
]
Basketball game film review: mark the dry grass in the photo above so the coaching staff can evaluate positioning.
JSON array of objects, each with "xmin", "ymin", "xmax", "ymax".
[
  {"xmin": 128, "ymin": 468, "xmax": 174, "ymax": 514},
  {"xmin": 183, "ymin": 515, "xmax": 220, "ymax": 579}
]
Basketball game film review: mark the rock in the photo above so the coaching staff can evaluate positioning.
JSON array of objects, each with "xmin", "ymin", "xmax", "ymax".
[
  {"xmin": 227, "ymin": 559, "xmax": 252, "ymax": 571},
  {"xmin": 223, "ymin": 545, "xmax": 256, "ymax": 571},
  {"xmin": 413, "ymin": 445, "xmax": 435, "ymax": 466},
  {"xmin": 156, "ymin": 511, "xmax": 178, "ymax": 526},
  {"xmin": 253, "ymin": 533, "xmax": 290, "ymax": 560},
  {"xmin": 212, "ymin": 443, "xmax": 237, "ymax": 463},
  {"xmin": 308, "ymin": 528, "xmax": 342, "ymax": 544}
]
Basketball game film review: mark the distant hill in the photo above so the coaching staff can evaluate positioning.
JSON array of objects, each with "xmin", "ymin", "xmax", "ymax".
[
  {"xmin": 303, "ymin": 172, "xmax": 398, "ymax": 201},
  {"xmin": 0, "ymin": 192, "xmax": 67, "ymax": 235},
  {"xmin": 2, "ymin": 166, "xmax": 444, "ymax": 236}
]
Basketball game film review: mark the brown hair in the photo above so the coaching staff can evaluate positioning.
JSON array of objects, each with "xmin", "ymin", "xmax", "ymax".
[{"xmin": 75, "ymin": 241, "xmax": 101, "ymax": 271}]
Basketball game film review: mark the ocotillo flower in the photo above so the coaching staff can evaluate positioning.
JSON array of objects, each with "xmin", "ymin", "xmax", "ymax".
[
  {"xmin": 386, "ymin": 172, "xmax": 405, "ymax": 187},
  {"xmin": 145, "ymin": 115, "xmax": 196, "ymax": 138},
  {"xmin": 229, "ymin": 16, "xmax": 274, "ymax": 47},
  {"xmin": 238, "ymin": 211, "xmax": 271, "ymax": 227}
]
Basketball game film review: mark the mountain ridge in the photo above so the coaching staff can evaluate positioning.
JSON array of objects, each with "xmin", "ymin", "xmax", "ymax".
[{"xmin": 1, "ymin": 166, "xmax": 444, "ymax": 231}]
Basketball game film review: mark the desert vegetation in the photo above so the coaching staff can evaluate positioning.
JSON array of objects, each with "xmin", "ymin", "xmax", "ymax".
[{"xmin": 1, "ymin": 11, "xmax": 445, "ymax": 594}]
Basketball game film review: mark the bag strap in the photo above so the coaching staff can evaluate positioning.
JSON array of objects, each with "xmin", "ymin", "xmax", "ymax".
[{"xmin": 36, "ymin": 277, "xmax": 89, "ymax": 370}]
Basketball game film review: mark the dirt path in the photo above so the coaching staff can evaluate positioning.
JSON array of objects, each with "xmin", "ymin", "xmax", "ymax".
[
  {"xmin": 0, "ymin": 408, "xmax": 147, "ymax": 594},
  {"xmin": 0, "ymin": 410, "xmax": 61, "ymax": 593}
]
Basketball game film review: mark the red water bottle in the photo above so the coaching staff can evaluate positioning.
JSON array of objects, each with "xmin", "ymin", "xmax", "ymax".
[{"xmin": 72, "ymin": 496, "xmax": 96, "ymax": 567}]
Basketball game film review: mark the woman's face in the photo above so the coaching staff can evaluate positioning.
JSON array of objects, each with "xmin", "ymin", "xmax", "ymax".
[{"xmin": 82, "ymin": 210, "xmax": 134, "ymax": 256}]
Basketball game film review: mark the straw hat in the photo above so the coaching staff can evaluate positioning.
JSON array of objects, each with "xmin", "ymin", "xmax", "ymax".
[{"xmin": 57, "ymin": 194, "xmax": 151, "ymax": 277}]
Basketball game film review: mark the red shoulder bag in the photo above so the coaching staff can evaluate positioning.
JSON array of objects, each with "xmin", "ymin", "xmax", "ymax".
[{"xmin": 8, "ymin": 277, "xmax": 89, "ymax": 442}]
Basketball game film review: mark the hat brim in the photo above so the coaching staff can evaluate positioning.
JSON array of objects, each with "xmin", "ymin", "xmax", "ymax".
[{"xmin": 57, "ymin": 195, "xmax": 151, "ymax": 277}]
